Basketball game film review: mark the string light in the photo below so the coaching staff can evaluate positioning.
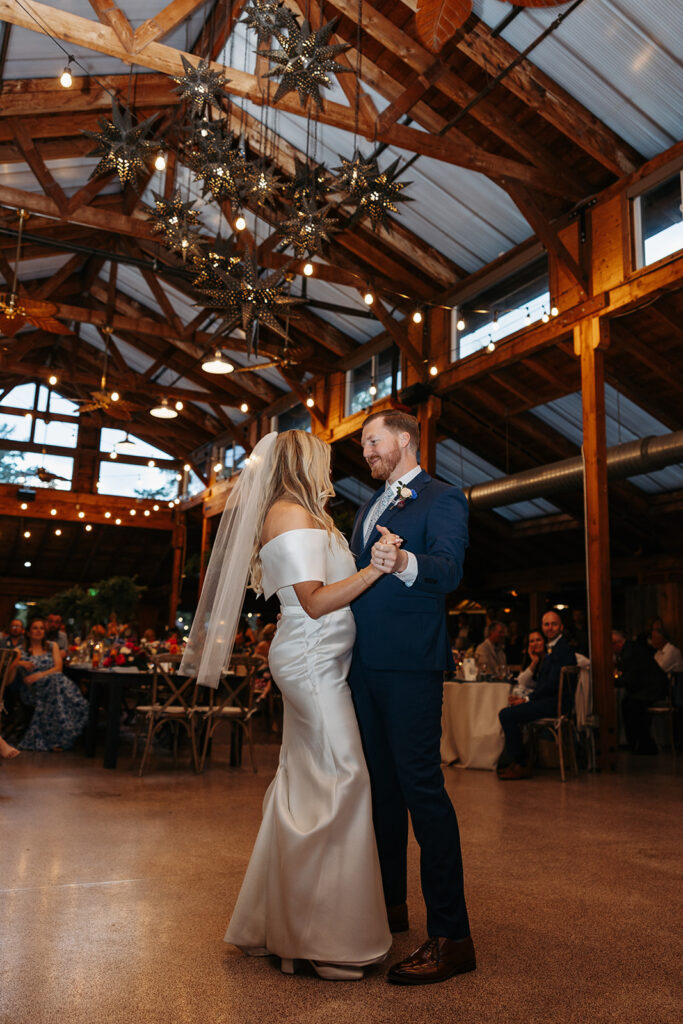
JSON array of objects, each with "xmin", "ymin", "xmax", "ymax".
[
  {"xmin": 168, "ymin": 501, "xmax": 175, "ymax": 508},
  {"xmin": 55, "ymin": 528, "xmax": 62, "ymax": 536},
  {"xmin": 213, "ymin": 462, "xmax": 223, "ymax": 473},
  {"xmin": 78, "ymin": 511, "xmax": 85, "ymax": 519},
  {"xmin": 175, "ymin": 473, "xmax": 182, "ymax": 481},
  {"xmin": 235, "ymin": 215, "xmax": 247, "ymax": 231},
  {"xmin": 306, "ymin": 390, "xmax": 315, "ymax": 408},
  {"xmin": 542, "ymin": 309, "xmax": 550, "ymax": 323},
  {"xmin": 144, "ymin": 509, "xmax": 151, "ymax": 517},
  {"xmin": 104, "ymin": 511, "xmax": 111, "ymax": 519},
  {"xmin": 363, "ymin": 291, "xmax": 374, "ymax": 306},
  {"xmin": 412, "ymin": 309, "xmax": 423, "ymax": 324},
  {"xmin": 240, "ymin": 402, "xmax": 249, "ymax": 413},
  {"xmin": 551, "ymin": 306, "xmax": 559, "ymax": 317},
  {"xmin": 115, "ymin": 518, "xmax": 122, "ymax": 525},
  {"xmin": 175, "ymin": 400, "xmax": 184, "ymax": 411},
  {"xmin": 50, "ymin": 508, "xmax": 57, "ymax": 516},
  {"xmin": 152, "ymin": 504, "xmax": 159, "ymax": 512},
  {"xmin": 456, "ymin": 317, "xmax": 465, "ymax": 331},
  {"xmin": 148, "ymin": 459, "xmax": 155, "ymax": 468},
  {"xmin": 369, "ymin": 378, "xmax": 377, "ymax": 397},
  {"xmin": 429, "ymin": 365, "xmax": 438, "ymax": 377},
  {"xmin": 23, "ymin": 530, "xmax": 31, "ymax": 538},
  {"xmin": 85, "ymin": 524, "xmax": 93, "ymax": 532},
  {"xmin": 109, "ymin": 450, "xmax": 117, "ymax": 459},
  {"xmin": 20, "ymin": 502, "xmax": 28, "ymax": 510},
  {"xmin": 303, "ymin": 261, "xmax": 314, "ymax": 276},
  {"xmin": 154, "ymin": 152, "xmax": 167, "ymax": 171},
  {"xmin": 110, "ymin": 391, "xmax": 120, "ymax": 402},
  {"xmin": 24, "ymin": 561, "xmax": 31, "ymax": 568},
  {"xmin": 524, "ymin": 307, "xmax": 532, "ymax": 326},
  {"xmin": 486, "ymin": 337, "xmax": 496, "ymax": 353},
  {"xmin": 129, "ymin": 509, "xmax": 136, "ymax": 516},
  {"xmin": 24, "ymin": 411, "xmax": 32, "ymax": 420},
  {"xmin": 48, "ymin": 374, "xmax": 58, "ymax": 386},
  {"xmin": 59, "ymin": 59, "xmax": 73, "ymax": 88},
  {"xmin": 183, "ymin": 463, "xmax": 191, "ymax": 472}
]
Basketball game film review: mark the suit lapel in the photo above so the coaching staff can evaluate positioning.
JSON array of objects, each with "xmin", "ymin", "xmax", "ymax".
[
  {"xmin": 351, "ymin": 485, "xmax": 385, "ymax": 556},
  {"xmin": 360, "ymin": 470, "xmax": 431, "ymax": 555}
]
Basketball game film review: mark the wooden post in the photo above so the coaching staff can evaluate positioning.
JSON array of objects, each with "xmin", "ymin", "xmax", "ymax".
[
  {"xmin": 418, "ymin": 395, "xmax": 441, "ymax": 475},
  {"xmin": 168, "ymin": 516, "xmax": 185, "ymax": 627},
  {"xmin": 198, "ymin": 512, "xmax": 212, "ymax": 598},
  {"xmin": 575, "ymin": 315, "xmax": 617, "ymax": 771}
]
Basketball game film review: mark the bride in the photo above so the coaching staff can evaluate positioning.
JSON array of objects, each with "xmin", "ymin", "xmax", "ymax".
[{"xmin": 182, "ymin": 430, "xmax": 394, "ymax": 980}]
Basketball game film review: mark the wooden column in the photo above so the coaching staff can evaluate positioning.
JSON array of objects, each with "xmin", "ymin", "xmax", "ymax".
[
  {"xmin": 168, "ymin": 516, "xmax": 185, "ymax": 627},
  {"xmin": 575, "ymin": 315, "xmax": 617, "ymax": 771},
  {"xmin": 71, "ymin": 419, "xmax": 100, "ymax": 493},
  {"xmin": 418, "ymin": 395, "xmax": 441, "ymax": 476}
]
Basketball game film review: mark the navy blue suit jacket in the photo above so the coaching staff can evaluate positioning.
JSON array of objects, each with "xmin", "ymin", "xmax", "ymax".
[
  {"xmin": 349, "ymin": 470, "xmax": 468, "ymax": 671},
  {"xmin": 530, "ymin": 635, "xmax": 576, "ymax": 705}
]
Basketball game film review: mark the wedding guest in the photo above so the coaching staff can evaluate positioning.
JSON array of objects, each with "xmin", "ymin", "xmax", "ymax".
[
  {"xmin": 1, "ymin": 618, "xmax": 25, "ymax": 652},
  {"xmin": 474, "ymin": 621, "xmax": 507, "ymax": 678},
  {"xmin": 611, "ymin": 629, "xmax": 667, "ymax": 755},
  {"xmin": 11, "ymin": 619, "xmax": 88, "ymax": 752},
  {"xmin": 650, "ymin": 627, "xmax": 683, "ymax": 674},
  {"xmin": 453, "ymin": 614, "xmax": 472, "ymax": 652},
  {"xmin": 511, "ymin": 629, "xmax": 545, "ymax": 698},
  {"xmin": 497, "ymin": 609, "xmax": 576, "ymax": 779},
  {"xmin": 0, "ymin": 734, "xmax": 20, "ymax": 760},
  {"xmin": 45, "ymin": 612, "xmax": 69, "ymax": 651}
]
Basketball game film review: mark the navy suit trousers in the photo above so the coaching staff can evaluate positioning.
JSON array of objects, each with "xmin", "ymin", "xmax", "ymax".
[
  {"xmin": 499, "ymin": 696, "xmax": 558, "ymax": 763},
  {"xmin": 348, "ymin": 658, "xmax": 470, "ymax": 941}
]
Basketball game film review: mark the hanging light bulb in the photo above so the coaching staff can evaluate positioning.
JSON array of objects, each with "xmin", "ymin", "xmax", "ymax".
[
  {"xmin": 363, "ymin": 290, "xmax": 374, "ymax": 306},
  {"xmin": 175, "ymin": 400, "xmax": 184, "ymax": 411},
  {"xmin": 50, "ymin": 508, "xmax": 57, "ymax": 516},
  {"xmin": 150, "ymin": 397, "xmax": 178, "ymax": 418},
  {"xmin": 429, "ymin": 365, "xmax": 438, "ymax": 377},
  {"xmin": 235, "ymin": 214, "xmax": 247, "ymax": 232},
  {"xmin": 48, "ymin": 374, "xmax": 58, "ymax": 386},
  {"xmin": 551, "ymin": 305, "xmax": 559, "ymax": 317},
  {"xmin": 412, "ymin": 309, "xmax": 423, "ymax": 325},
  {"xmin": 148, "ymin": 459, "xmax": 155, "ymax": 468},
  {"xmin": 85, "ymin": 524, "xmax": 93, "ymax": 532},
  {"xmin": 183, "ymin": 463, "xmax": 191, "ymax": 472},
  {"xmin": 110, "ymin": 391, "xmax": 120, "ymax": 402},
  {"xmin": 104, "ymin": 511, "xmax": 112, "ymax": 519},
  {"xmin": 129, "ymin": 509, "xmax": 136, "ymax": 516},
  {"xmin": 115, "ymin": 518, "xmax": 122, "ymax": 525},
  {"xmin": 202, "ymin": 350, "xmax": 234, "ymax": 374},
  {"xmin": 153, "ymin": 504, "xmax": 159, "ymax": 512},
  {"xmin": 369, "ymin": 379, "xmax": 377, "ymax": 397},
  {"xmin": 23, "ymin": 530, "xmax": 31, "ymax": 538},
  {"xmin": 213, "ymin": 461, "xmax": 223, "ymax": 473},
  {"xmin": 456, "ymin": 316, "xmax": 465, "ymax": 331},
  {"xmin": 524, "ymin": 307, "xmax": 532, "ymax": 326},
  {"xmin": 154, "ymin": 152, "xmax": 167, "ymax": 171},
  {"xmin": 78, "ymin": 511, "xmax": 85, "ymax": 519},
  {"xmin": 59, "ymin": 59, "xmax": 73, "ymax": 88},
  {"xmin": 55, "ymin": 528, "xmax": 62, "ymax": 536},
  {"xmin": 542, "ymin": 309, "xmax": 550, "ymax": 323},
  {"xmin": 144, "ymin": 509, "xmax": 151, "ymax": 517},
  {"xmin": 486, "ymin": 337, "xmax": 496, "ymax": 353},
  {"xmin": 24, "ymin": 411, "xmax": 32, "ymax": 420},
  {"xmin": 109, "ymin": 450, "xmax": 118, "ymax": 460},
  {"xmin": 306, "ymin": 391, "xmax": 315, "ymax": 408},
  {"xmin": 240, "ymin": 402, "xmax": 249, "ymax": 413},
  {"xmin": 303, "ymin": 262, "xmax": 314, "ymax": 277},
  {"xmin": 20, "ymin": 502, "xmax": 27, "ymax": 510}
]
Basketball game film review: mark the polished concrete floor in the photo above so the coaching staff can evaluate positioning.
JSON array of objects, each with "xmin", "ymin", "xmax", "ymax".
[{"xmin": 1, "ymin": 737, "xmax": 682, "ymax": 1024}]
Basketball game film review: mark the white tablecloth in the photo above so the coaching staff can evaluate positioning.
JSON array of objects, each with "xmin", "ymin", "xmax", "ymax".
[{"xmin": 441, "ymin": 681, "xmax": 511, "ymax": 770}]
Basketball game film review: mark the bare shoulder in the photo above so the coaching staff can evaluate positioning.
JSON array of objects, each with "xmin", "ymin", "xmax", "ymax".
[{"xmin": 262, "ymin": 500, "xmax": 318, "ymax": 544}]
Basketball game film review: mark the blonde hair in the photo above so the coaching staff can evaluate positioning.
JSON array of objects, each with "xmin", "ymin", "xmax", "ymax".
[{"xmin": 249, "ymin": 430, "xmax": 342, "ymax": 594}]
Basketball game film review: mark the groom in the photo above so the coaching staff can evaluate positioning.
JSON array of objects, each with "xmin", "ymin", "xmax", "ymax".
[{"xmin": 349, "ymin": 409, "xmax": 475, "ymax": 985}]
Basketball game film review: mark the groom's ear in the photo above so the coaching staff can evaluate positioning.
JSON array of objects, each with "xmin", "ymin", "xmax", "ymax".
[{"xmin": 398, "ymin": 430, "xmax": 411, "ymax": 450}]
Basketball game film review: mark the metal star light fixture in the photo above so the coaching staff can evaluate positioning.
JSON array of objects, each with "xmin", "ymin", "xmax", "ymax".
[
  {"xmin": 242, "ymin": 0, "xmax": 296, "ymax": 43},
  {"xmin": 257, "ymin": 18, "xmax": 352, "ymax": 109},
  {"xmin": 84, "ymin": 101, "xmax": 159, "ymax": 185},
  {"xmin": 149, "ymin": 190, "xmax": 203, "ymax": 260},
  {"xmin": 173, "ymin": 55, "xmax": 230, "ymax": 114},
  {"xmin": 338, "ymin": 153, "xmax": 412, "ymax": 231},
  {"xmin": 278, "ymin": 198, "xmax": 336, "ymax": 257}
]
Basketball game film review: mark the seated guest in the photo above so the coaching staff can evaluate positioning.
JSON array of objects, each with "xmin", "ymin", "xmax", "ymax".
[
  {"xmin": 10, "ymin": 619, "xmax": 88, "ymax": 752},
  {"xmin": 474, "ymin": 621, "xmax": 507, "ymax": 679},
  {"xmin": 511, "ymin": 629, "xmax": 545, "ymax": 699},
  {"xmin": 497, "ymin": 610, "xmax": 577, "ymax": 780},
  {"xmin": 45, "ymin": 612, "xmax": 68, "ymax": 651},
  {"xmin": 649, "ymin": 627, "xmax": 683, "ymax": 674},
  {"xmin": 612, "ymin": 629, "xmax": 668, "ymax": 754},
  {"xmin": 1, "ymin": 618, "xmax": 25, "ymax": 652}
]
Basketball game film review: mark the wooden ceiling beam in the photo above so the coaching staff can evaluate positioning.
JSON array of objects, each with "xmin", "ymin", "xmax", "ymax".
[
  {"xmin": 87, "ymin": 0, "xmax": 134, "ymax": 51},
  {"xmin": 134, "ymin": 0, "xmax": 210, "ymax": 51},
  {"xmin": 0, "ymin": 182, "xmax": 153, "ymax": 241},
  {"xmin": 12, "ymin": 123, "xmax": 68, "ymax": 214},
  {"xmin": 192, "ymin": 0, "xmax": 246, "ymax": 60},
  {"xmin": 34, "ymin": 253, "xmax": 83, "ymax": 299},
  {"xmin": 0, "ymin": 75, "xmax": 179, "ymax": 120},
  {"xmin": 370, "ymin": 296, "xmax": 427, "ymax": 380}
]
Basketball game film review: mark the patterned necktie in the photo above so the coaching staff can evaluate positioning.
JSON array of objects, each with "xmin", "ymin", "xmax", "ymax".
[{"xmin": 363, "ymin": 486, "xmax": 395, "ymax": 545}]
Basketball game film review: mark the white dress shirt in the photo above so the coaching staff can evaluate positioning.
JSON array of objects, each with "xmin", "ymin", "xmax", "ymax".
[
  {"xmin": 364, "ymin": 465, "xmax": 421, "ymax": 587},
  {"xmin": 655, "ymin": 642, "xmax": 683, "ymax": 674}
]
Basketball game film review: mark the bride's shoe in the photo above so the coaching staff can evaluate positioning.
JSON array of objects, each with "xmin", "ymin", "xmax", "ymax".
[{"xmin": 280, "ymin": 958, "xmax": 363, "ymax": 981}]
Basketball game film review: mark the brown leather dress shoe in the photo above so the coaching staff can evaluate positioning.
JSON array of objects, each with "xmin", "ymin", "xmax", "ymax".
[
  {"xmin": 497, "ymin": 762, "xmax": 532, "ymax": 780},
  {"xmin": 387, "ymin": 936, "xmax": 476, "ymax": 985},
  {"xmin": 386, "ymin": 902, "xmax": 409, "ymax": 933}
]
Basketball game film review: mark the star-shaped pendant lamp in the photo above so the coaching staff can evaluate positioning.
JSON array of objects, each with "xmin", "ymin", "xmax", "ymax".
[
  {"xmin": 257, "ymin": 18, "xmax": 351, "ymax": 109},
  {"xmin": 173, "ymin": 55, "xmax": 230, "ymax": 114},
  {"xmin": 149, "ymin": 190, "xmax": 203, "ymax": 260},
  {"xmin": 199, "ymin": 250, "xmax": 303, "ymax": 350},
  {"xmin": 84, "ymin": 102, "xmax": 158, "ymax": 185},
  {"xmin": 242, "ymin": 0, "xmax": 296, "ymax": 43},
  {"xmin": 288, "ymin": 157, "xmax": 332, "ymax": 205},
  {"xmin": 278, "ymin": 198, "xmax": 336, "ymax": 257},
  {"xmin": 336, "ymin": 152, "xmax": 412, "ymax": 231},
  {"xmin": 191, "ymin": 237, "xmax": 242, "ymax": 290}
]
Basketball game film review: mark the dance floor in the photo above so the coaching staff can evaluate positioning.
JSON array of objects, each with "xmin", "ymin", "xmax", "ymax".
[{"xmin": 1, "ymin": 740, "xmax": 681, "ymax": 1024}]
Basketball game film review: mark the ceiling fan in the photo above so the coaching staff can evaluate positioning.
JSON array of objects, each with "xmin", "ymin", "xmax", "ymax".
[
  {"xmin": 0, "ymin": 210, "xmax": 75, "ymax": 338},
  {"xmin": 73, "ymin": 331, "xmax": 138, "ymax": 419}
]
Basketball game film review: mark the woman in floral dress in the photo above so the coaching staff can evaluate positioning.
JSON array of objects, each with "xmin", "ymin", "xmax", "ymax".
[{"xmin": 13, "ymin": 619, "xmax": 88, "ymax": 751}]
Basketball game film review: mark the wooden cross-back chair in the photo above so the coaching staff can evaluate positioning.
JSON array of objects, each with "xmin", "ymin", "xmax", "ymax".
[
  {"xmin": 528, "ymin": 665, "xmax": 581, "ymax": 783},
  {"xmin": 196, "ymin": 653, "xmax": 260, "ymax": 773},
  {"xmin": 132, "ymin": 654, "xmax": 199, "ymax": 777}
]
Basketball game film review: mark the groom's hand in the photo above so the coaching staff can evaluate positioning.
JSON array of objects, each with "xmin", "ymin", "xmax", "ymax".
[{"xmin": 372, "ymin": 526, "xmax": 408, "ymax": 574}]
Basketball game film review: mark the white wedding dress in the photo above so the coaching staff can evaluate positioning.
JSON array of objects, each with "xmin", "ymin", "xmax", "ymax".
[{"xmin": 225, "ymin": 528, "xmax": 391, "ymax": 966}]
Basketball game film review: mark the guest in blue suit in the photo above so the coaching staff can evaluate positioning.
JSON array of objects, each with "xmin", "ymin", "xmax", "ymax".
[
  {"xmin": 349, "ymin": 410, "xmax": 475, "ymax": 986},
  {"xmin": 497, "ymin": 609, "xmax": 577, "ymax": 780}
]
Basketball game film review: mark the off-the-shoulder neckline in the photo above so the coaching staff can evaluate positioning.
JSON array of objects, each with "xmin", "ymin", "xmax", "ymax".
[{"xmin": 260, "ymin": 527, "xmax": 327, "ymax": 553}]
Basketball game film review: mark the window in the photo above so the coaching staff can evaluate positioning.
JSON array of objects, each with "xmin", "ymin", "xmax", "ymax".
[
  {"xmin": 346, "ymin": 347, "xmax": 400, "ymax": 416},
  {"xmin": 276, "ymin": 403, "xmax": 310, "ymax": 433},
  {"xmin": 99, "ymin": 428, "xmax": 173, "ymax": 460},
  {"xmin": 97, "ymin": 460, "xmax": 179, "ymax": 499},
  {"xmin": 450, "ymin": 255, "xmax": 549, "ymax": 361},
  {"xmin": 632, "ymin": 170, "xmax": 683, "ymax": 270},
  {"xmin": 0, "ymin": 451, "xmax": 73, "ymax": 490}
]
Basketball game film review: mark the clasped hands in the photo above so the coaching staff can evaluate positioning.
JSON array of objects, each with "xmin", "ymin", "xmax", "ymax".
[{"xmin": 370, "ymin": 524, "xmax": 408, "ymax": 575}]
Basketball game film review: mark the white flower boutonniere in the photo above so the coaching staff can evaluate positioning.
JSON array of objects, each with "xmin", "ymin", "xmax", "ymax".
[{"xmin": 393, "ymin": 482, "xmax": 418, "ymax": 509}]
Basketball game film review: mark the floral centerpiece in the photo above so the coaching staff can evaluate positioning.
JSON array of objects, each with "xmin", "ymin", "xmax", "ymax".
[{"xmin": 102, "ymin": 640, "xmax": 150, "ymax": 671}]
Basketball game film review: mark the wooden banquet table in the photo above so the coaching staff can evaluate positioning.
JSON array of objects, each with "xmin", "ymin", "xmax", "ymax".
[
  {"xmin": 441, "ymin": 680, "xmax": 512, "ymax": 770},
  {"xmin": 68, "ymin": 665, "xmax": 150, "ymax": 770}
]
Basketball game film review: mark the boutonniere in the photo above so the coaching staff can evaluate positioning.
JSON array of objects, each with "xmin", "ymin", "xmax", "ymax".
[{"xmin": 393, "ymin": 482, "xmax": 418, "ymax": 509}]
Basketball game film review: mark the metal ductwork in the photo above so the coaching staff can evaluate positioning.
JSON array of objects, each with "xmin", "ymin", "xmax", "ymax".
[{"xmin": 465, "ymin": 432, "xmax": 683, "ymax": 509}]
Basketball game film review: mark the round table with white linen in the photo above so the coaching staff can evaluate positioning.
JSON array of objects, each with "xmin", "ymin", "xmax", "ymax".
[{"xmin": 441, "ymin": 680, "xmax": 512, "ymax": 770}]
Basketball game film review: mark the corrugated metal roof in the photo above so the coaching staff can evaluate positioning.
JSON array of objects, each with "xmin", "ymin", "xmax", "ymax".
[
  {"xmin": 529, "ymin": 385, "xmax": 683, "ymax": 493},
  {"xmin": 474, "ymin": 0, "xmax": 683, "ymax": 159}
]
